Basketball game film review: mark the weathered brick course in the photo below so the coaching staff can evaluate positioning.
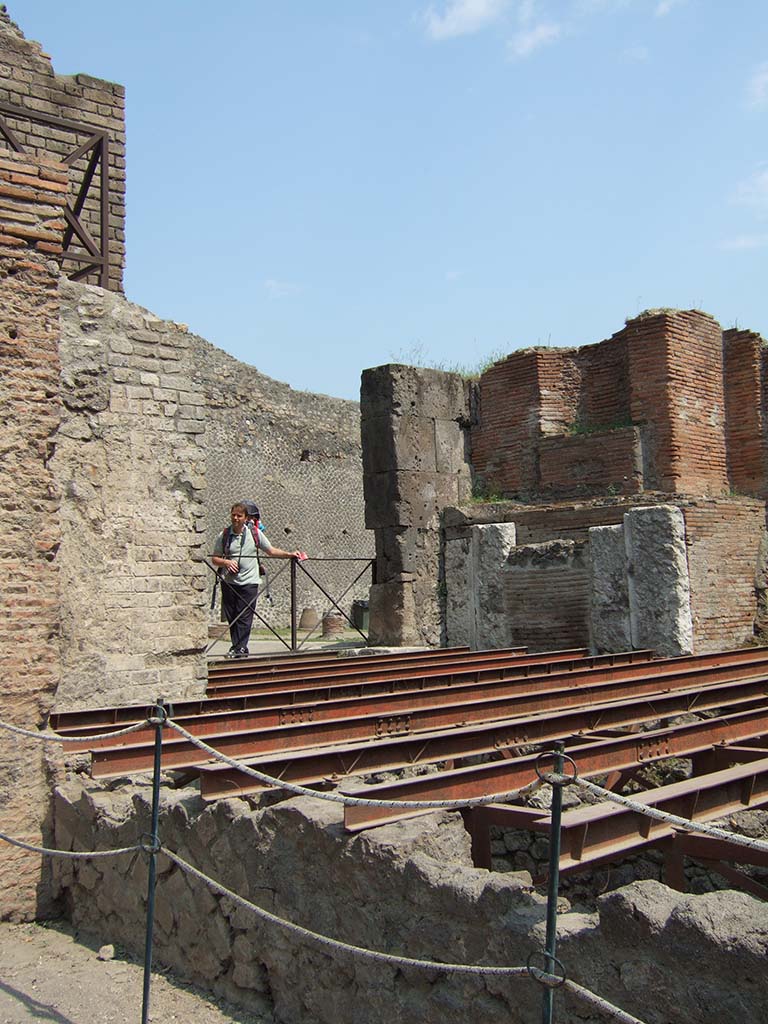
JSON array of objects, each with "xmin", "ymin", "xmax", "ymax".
[
  {"xmin": 0, "ymin": 149, "xmax": 65, "ymax": 919},
  {"xmin": 0, "ymin": 9, "xmax": 125, "ymax": 290}
]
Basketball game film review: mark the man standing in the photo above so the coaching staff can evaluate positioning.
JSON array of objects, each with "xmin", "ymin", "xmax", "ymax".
[{"xmin": 212, "ymin": 502, "xmax": 305, "ymax": 659}]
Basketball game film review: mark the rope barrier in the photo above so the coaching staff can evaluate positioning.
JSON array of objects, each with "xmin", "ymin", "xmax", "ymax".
[
  {"xmin": 0, "ymin": 716, "xmax": 158, "ymax": 744},
  {"xmin": 164, "ymin": 847, "xmax": 647, "ymax": 1022},
  {"xmin": 0, "ymin": 828, "xmax": 141, "ymax": 859},
  {"xmin": 165, "ymin": 718, "xmax": 544, "ymax": 810},
  {"xmin": 166, "ymin": 719, "xmax": 768, "ymax": 856}
]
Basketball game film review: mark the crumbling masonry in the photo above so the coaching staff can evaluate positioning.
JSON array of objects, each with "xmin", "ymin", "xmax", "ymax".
[{"xmin": 362, "ymin": 310, "xmax": 768, "ymax": 655}]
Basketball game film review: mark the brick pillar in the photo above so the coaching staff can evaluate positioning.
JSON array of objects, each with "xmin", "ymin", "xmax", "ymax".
[
  {"xmin": 0, "ymin": 151, "xmax": 66, "ymax": 918},
  {"xmin": 627, "ymin": 310, "xmax": 727, "ymax": 494},
  {"xmin": 723, "ymin": 328, "xmax": 768, "ymax": 497}
]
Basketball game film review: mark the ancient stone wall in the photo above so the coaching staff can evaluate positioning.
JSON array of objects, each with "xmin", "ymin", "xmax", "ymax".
[
  {"xmin": 52, "ymin": 777, "xmax": 768, "ymax": 1024},
  {"xmin": 363, "ymin": 308, "xmax": 768, "ymax": 654},
  {"xmin": 52, "ymin": 282, "xmax": 209, "ymax": 710},
  {"xmin": 0, "ymin": 149, "xmax": 66, "ymax": 918},
  {"xmin": 0, "ymin": 10, "xmax": 125, "ymax": 291},
  {"xmin": 361, "ymin": 364, "xmax": 472, "ymax": 646},
  {"xmin": 443, "ymin": 498, "xmax": 764, "ymax": 655},
  {"xmin": 192, "ymin": 339, "xmax": 372, "ymax": 631}
]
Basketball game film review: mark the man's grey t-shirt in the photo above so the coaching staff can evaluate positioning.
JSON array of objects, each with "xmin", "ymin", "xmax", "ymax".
[{"xmin": 214, "ymin": 527, "xmax": 273, "ymax": 586}]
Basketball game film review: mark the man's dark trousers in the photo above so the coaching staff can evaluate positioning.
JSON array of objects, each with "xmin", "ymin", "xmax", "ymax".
[{"xmin": 222, "ymin": 581, "xmax": 259, "ymax": 652}]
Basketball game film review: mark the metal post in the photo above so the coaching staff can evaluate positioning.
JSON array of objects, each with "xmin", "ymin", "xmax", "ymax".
[
  {"xmin": 290, "ymin": 557, "xmax": 297, "ymax": 651},
  {"xmin": 141, "ymin": 700, "xmax": 165, "ymax": 1024},
  {"xmin": 542, "ymin": 742, "xmax": 564, "ymax": 1024}
]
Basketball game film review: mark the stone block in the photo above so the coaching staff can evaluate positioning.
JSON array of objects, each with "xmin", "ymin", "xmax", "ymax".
[
  {"xmin": 368, "ymin": 579, "xmax": 421, "ymax": 646},
  {"xmin": 445, "ymin": 536, "xmax": 472, "ymax": 646},
  {"xmin": 589, "ymin": 524, "xmax": 631, "ymax": 653},
  {"xmin": 361, "ymin": 363, "xmax": 471, "ymax": 421},
  {"xmin": 445, "ymin": 523, "xmax": 517, "ymax": 649},
  {"xmin": 624, "ymin": 504, "xmax": 693, "ymax": 656},
  {"xmin": 375, "ymin": 526, "xmax": 437, "ymax": 580},
  {"xmin": 361, "ymin": 412, "xmax": 437, "ymax": 475},
  {"xmin": 364, "ymin": 470, "xmax": 461, "ymax": 530},
  {"xmin": 473, "ymin": 523, "xmax": 517, "ymax": 650}
]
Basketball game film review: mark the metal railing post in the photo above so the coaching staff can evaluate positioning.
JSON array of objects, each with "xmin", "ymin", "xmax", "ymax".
[
  {"xmin": 141, "ymin": 699, "xmax": 166, "ymax": 1024},
  {"xmin": 290, "ymin": 557, "xmax": 297, "ymax": 651},
  {"xmin": 542, "ymin": 742, "xmax": 564, "ymax": 1024}
]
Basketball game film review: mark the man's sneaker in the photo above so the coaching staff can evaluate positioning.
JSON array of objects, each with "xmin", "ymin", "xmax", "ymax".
[
  {"xmin": 224, "ymin": 647, "xmax": 239, "ymax": 659},
  {"xmin": 235, "ymin": 647, "xmax": 250, "ymax": 659}
]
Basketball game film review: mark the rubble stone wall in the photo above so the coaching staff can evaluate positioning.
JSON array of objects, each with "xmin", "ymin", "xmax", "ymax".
[
  {"xmin": 52, "ymin": 777, "xmax": 768, "ymax": 1024},
  {"xmin": 0, "ymin": 149, "xmax": 66, "ymax": 918},
  {"xmin": 0, "ymin": 10, "xmax": 126, "ymax": 291}
]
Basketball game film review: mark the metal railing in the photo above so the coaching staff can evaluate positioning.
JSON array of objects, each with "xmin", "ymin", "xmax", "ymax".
[
  {"xmin": 204, "ymin": 554, "xmax": 375, "ymax": 653},
  {"xmin": 0, "ymin": 100, "xmax": 111, "ymax": 286}
]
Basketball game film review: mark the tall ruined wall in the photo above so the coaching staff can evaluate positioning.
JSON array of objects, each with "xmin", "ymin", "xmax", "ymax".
[
  {"xmin": 53, "ymin": 778, "xmax": 768, "ymax": 1024},
  {"xmin": 52, "ymin": 281, "xmax": 209, "ymax": 710},
  {"xmin": 0, "ymin": 150, "xmax": 66, "ymax": 918},
  {"xmin": 361, "ymin": 364, "xmax": 472, "ymax": 646},
  {"xmin": 192, "ymin": 340, "xmax": 372, "ymax": 627},
  {"xmin": 0, "ymin": 10, "xmax": 125, "ymax": 291}
]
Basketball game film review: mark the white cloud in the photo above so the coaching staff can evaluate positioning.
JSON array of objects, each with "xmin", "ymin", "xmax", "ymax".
[
  {"xmin": 655, "ymin": 0, "xmax": 686, "ymax": 17},
  {"xmin": 747, "ymin": 63, "xmax": 768, "ymax": 110},
  {"xmin": 622, "ymin": 43, "xmax": 649, "ymax": 61},
  {"xmin": 263, "ymin": 278, "xmax": 298, "ymax": 298},
  {"xmin": 508, "ymin": 20, "xmax": 561, "ymax": 58},
  {"xmin": 719, "ymin": 235, "xmax": 768, "ymax": 251},
  {"xmin": 733, "ymin": 167, "xmax": 768, "ymax": 214},
  {"xmin": 422, "ymin": 0, "xmax": 510, "ymax": 40}
]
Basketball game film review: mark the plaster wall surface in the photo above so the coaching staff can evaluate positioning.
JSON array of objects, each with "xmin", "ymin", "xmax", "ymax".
[{"xmin": 0, "ymin": 10, "xmax": 126, "ymax": 291}]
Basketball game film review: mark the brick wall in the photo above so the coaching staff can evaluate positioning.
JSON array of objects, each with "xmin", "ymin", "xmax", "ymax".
[
  {"xmin": 470, "ymin": 349, "xmax": 541, "ymax": 496},
  {"xmin": 538, "ymin": 427, "xmax": 643, "ymax": 498},
  {"xmin": 471, "ymin": 310, "xmax": 733, "ymax": 502},
  {"xmin": 0, "ymin": 149, "xmax": 66, "ymax": 918},
  {"xmin": 682, "ymin": 498, "xmax": 765, "ymax": 651},
  {"xmin": 659, "ymin": 311, "xmax": 727, "ymax": 493},
  {"xmin": 503, "ymin": 540, "xmax": 590, "ymax": 651},
  {"xmin": 723, "ymin": 329, "xmax": 767, "ymax": 497},
  {"xmin": 578, "ymin": 333, "xmax": 630, "ymax": 430},
  {"xmin": 0, "ymin": 9, "xmax": 125, "ymax": 291}
]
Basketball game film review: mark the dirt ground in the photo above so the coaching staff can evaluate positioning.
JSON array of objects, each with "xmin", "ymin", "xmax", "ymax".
[{"xmin": 0, "ymin": 920, "xmax": 272, "ymax": 1024}]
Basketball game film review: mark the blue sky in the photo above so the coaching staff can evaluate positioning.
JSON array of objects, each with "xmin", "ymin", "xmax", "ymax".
[{"xmin": 18, "ymin": 1, "xmax": 768, "ymax": 400}]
